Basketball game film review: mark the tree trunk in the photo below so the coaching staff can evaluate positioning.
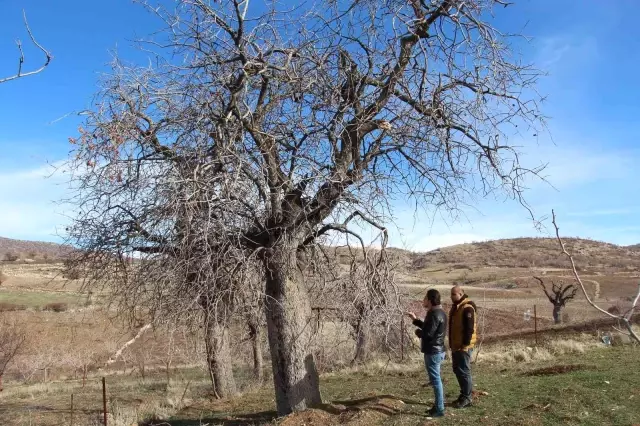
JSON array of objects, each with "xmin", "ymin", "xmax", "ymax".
[
  {"xmin": 204, "ymin": 311, "xmax": 237, "ymax": 399},
  {"xmin": 263, "ymin": 244, "xmax": 322, "ymax": 416},
  {"xmin": 249, "ymin": 321, "xmax": 264, "ymax": 382},
  {"xmin": 553, "ymin": 305, "xmax": 562, "ymax": 324},
  {"xmin": 352, "ymin": 326, "xmax": 371, "ymax": 365},
  {"xmin": 351, "ymin": 308, "xmax": 371, "ymax": 365}
]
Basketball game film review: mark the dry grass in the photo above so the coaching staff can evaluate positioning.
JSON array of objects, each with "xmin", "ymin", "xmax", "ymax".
[{"xmin": 476, "ymin": 334, "xmax": 604, "ymax": 364}]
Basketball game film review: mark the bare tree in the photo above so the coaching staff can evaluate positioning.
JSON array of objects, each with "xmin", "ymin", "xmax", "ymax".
[
  {"xmin": 0, "ymin": 11, "xmax": 52, "ymax": 85},
  {"xmin": 552, "ymin": 210, "xmax": 640, "ymax": 343},
  {"xmin": 0, "ymin": 321, "xmax": 26, "ymax": 391},
  {"xmin": 534, "ymin": 276, "xmax": 577, "ymax": 324},
  {"xmin": 66, "ymin": 0, "xmax": 545, "ymax": 415}
]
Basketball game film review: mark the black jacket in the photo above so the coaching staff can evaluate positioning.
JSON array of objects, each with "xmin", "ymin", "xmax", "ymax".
[{"xmin": 413, "ymin": 307, "xmax": 447, "ymax": 354}]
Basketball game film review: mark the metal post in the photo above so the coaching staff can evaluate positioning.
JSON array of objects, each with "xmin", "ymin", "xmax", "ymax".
[
  {"xmin": 400, "ymin": 316, "xmax": 405, "ymax": 361},
  {"xmin": 102, "ymin": 377, "xmax": 108, "ymax": 426},
  {"xmin": 70, "ymin": 393, "xmax": 74, "ymax": 426},
  {"xmin": 534, "ymin": 305, "xmax": 538, "ymax": 346}
]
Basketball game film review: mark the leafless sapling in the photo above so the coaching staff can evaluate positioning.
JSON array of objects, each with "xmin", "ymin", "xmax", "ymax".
[{"xmin": 553, "ymin": 210, "xmax": 640, "ymax": 343}]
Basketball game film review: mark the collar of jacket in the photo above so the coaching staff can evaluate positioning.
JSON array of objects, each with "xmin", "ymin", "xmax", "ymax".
[{"xmin": 452, "ymin": 294, "xmax": 469, "ymax": 309}]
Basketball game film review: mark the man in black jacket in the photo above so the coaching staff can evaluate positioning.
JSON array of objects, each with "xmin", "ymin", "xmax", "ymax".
[{"xmin": 407, "ymin": 289, "xmax": 447, "ymax": 417}]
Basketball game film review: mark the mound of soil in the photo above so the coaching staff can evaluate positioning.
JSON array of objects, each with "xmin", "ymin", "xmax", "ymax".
[
  {"xmin": 279, "ymin": 409, "xmax": 335, "ymax": 426},
  {"xmin": 524, "ymin": 364, "xmax": 591, "ymax": 376},
  {"xmin": 279, "ymin": 397, "xmax": 407, "ymax": 426}
]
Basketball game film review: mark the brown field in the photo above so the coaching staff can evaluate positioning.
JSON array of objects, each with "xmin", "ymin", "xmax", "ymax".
[{"xmin": 0, "ymin": 237, "xmax": 638, "ymax": 425}]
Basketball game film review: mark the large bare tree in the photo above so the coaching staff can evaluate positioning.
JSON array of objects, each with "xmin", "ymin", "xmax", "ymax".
[
  {"xmin": 0, "ymin": 11, "xmax": 52, "ymax": 85},
  {"xmin": 66, "ymin": 0, "xmax": 545, "ymax": 415},
  {"xmin": 534, "ymin": 276, "xmax": 578, "ymax": 324}
]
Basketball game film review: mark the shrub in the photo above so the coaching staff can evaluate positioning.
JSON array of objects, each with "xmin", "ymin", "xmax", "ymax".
[
  {"xmin": 0, "ymin": 302, "xmax": 27, "ymax": 312},
  {"xmin": 43, "ymin": 302, "xmax": 69, "ymax": 312},
  {"xmin": 3, "ymin": 252, "xmax": 19, "ymax": 262}
]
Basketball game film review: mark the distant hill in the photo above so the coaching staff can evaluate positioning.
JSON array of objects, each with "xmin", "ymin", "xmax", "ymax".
[
  {"xmin": 410, "ymin": 237, "xmax": 640, "ymax": 271},
  {"xmin": 627, "ymin": 244, "xmax": 640, "ymax": 251},
  {"xmin": 0, "ymin": 236, "xmax": 69, "ymax": 261}
]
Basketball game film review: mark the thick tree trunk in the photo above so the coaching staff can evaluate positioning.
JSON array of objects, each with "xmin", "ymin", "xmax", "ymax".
[
  {"xmin": 553, "ymin": 305, "xmax": 562, "ymax": 324},
  {"xmin": 263, "ymin": 244, "xmax": 322, "ymax": 415},
  {"xmin": 204, "ymin": 311, "xmax": 237, "ymax": 399},
  {"xmin": 249, "ymin": 321, "xmax": 264, "ymax": 382}
]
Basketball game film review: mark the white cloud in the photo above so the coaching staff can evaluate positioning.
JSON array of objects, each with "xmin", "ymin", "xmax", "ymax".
[
  {"xmin": 536, "ymin": 34, "xmax": 598, "ymax": 70},
  {"xmin": 0, "ymin": 161, "xmax": 69, "ymax": 241}
]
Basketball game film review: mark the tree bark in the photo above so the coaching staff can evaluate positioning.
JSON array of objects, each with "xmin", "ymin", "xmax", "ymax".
[
  {"xmin": 553, "ymin": 305, "xmax": 562, "ymax": 324},
  {"xmin": 249, "ymin": 321, "xmax": 264, "ymax": 382},
  {"xmin": 263, "ymin": 244, "xmax": 322, "ymax": 415},
  {"xmin": 204, "ymin": 311, "xmax": 237, "ymax": 399},
  {"xmin": 353, "ymin": 326, "xmax": 371, "ymax": 365},
  {"xmin": 351, "ymin": 308, "xmax": 371, "ymax": 365}
]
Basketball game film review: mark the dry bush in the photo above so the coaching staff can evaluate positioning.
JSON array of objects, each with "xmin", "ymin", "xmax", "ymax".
[
  {"xmin": 3, "ymin": 252, "xmax": 18, "ymax": 262},
  {"xmin": 0, "ymin": 303, "xmax": 27, "ymax": 312},
  {"xmin": 42, "ymin": 302, "xmax": 68, "ymax": 312}
]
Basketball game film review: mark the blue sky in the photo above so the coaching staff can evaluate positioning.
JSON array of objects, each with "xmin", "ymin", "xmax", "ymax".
[{"xmin": 1, "ymin": 0, "xmax": 639, "ymax": 250}]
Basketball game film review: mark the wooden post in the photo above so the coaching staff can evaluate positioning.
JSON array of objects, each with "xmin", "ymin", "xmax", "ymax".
[
  {"xmin": 102, "ymin": 377, "xmax": 108, "ymax": 426},
  {"xmin": 400, "ymin": 316, "xmax": 405, "ymax": 361},
  {"xmin": 70, "ymin": 393, "xmax": 74, "ymax": 426},
  {"xmin": 534, "ymin": 305, "xmax": 538, "ymax": 346}
]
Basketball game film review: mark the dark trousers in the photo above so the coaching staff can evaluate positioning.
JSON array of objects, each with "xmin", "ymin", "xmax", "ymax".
[{"xmin": 452, "ymin": 349, "xmax": 473, "ymax": 401}]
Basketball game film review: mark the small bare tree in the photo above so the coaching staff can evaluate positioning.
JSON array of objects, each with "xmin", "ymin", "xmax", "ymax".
[
  {"xmin": 0, "ymin": 11, "xmax": 52, "ymax": 85},
  {"xmin": 0, "ymin": 321, "xmax": 26, "ymax": 391},
  {"xmin": 552, "ymin": 210, "xmax": 640, "ymax": 343},
  {"xmin": 534, "ymin": 276, "xmax": 577, "ymax": 324}
]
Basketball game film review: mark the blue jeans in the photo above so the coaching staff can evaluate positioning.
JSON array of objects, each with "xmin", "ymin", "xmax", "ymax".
[{"xmin": 424, "ymin": 352, "xmax": 446, "ymax": 412}]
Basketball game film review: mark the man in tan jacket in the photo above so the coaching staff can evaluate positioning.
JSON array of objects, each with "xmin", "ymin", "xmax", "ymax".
[{"xmin": 449, "ymin": 285, "xmax": 477, "ymax": 408}]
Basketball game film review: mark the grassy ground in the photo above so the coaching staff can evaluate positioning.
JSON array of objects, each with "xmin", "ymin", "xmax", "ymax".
[
  {"xmin": 0, "ymin": 288, "xmax": 83, "ymax": 308},
  {"xmin": 1, "ymin": 338, "xmax": 637, "ymax": 425},
  {"xmin": 164, "ymin": 344, "xmax": 639, "ymax": 426}
]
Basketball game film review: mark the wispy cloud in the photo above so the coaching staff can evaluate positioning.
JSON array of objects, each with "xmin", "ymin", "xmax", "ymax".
[
  {"xmin": 565, "ymin": 208, "xmax": 636, "ymax": 218},
  {"xmin": 536, "ymin": 34, "xmax": 598, "ymax": 70},
  {"xmin": 0, "ymin": 161, "xmax": 69, "ymax": 241}
]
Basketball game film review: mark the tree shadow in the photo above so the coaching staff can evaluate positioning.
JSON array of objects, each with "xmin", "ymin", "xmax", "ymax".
[{"xmin": 162, "ymin": 410, "xmax": 277, "ymax": 426}]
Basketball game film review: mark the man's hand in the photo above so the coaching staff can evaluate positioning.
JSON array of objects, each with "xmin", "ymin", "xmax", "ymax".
[{"xmin": 405, "ymin": 311, "xmax": 417, "ymax": 321}]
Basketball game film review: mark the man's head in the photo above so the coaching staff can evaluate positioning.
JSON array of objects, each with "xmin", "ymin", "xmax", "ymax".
[
  {"xmin": 423, "ymin": 288, "xmax": 441, "ymax": 309},
  {"xmin": 450, "ymin": 285, "xmax": 464, "ymax": 303}
]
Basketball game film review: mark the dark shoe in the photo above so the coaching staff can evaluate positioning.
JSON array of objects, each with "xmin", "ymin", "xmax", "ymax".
[
  {"xmin": 426, "ymin": 407, "xmax": 445, "ymax": 418},
  {"xmin": 452, "ymin": 399, "xmax": 472, "ymax": 409}
]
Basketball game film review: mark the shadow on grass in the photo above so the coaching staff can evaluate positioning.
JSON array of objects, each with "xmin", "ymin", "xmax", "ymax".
[
  {"xmin": 164, "ymin": 394, "xmax": 429, "ymax": 425},
  {"xmin": 163, "ymin": 410, "xmax": 277, "ymax": 426}
]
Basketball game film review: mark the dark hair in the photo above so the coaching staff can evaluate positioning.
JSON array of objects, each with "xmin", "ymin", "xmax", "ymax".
[{"xmin": 426, "ymin": 289, "xmax": 441, "ymax": 306}]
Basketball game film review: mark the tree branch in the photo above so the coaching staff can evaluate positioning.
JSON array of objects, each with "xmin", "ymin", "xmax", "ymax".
[{"xmin": 0, "ymin": 11, "xmax": 52, "ymax": 84}]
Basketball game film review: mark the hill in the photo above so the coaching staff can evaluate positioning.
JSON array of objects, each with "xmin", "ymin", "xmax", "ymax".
[
  {"xmin": 408, "ymin": 237, "xmax": 640, "ymax": 271},
  {"xmin": 0, "ymin": 236, "xmax": 69, "ymax": 261}
]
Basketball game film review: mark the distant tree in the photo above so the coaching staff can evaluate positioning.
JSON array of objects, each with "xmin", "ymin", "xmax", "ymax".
[
  {"xmin": 0, "ymin": 321, "xmax": 26, "ymax": 391},
  {"xmin": 534, "ymin": 276, "xmax": 577, "ymax": 324},
  {"xmin": 0, "ymin": 11, "xmax": 52, "ymax": 85},
  {"xmin": 3, "ymin": 252, "xmax": 19, "ymax": 262}
]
